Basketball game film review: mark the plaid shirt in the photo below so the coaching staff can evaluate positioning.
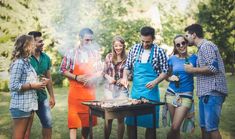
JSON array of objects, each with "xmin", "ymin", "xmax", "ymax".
[
  {"xmin": 9, "ymin": 58, "xmax": 38, "ymax": 112},
  {"xmin": 196, "ymin": 39, "xmax": 228, "ymax": 97},
  {"xmin": 125, "ymin": 43, "xmax": 168, "ymax": 74},
  {"xmin": 60, "ymin": 48, "xmax": 76, "ymax": 73},
  {"xmin": 60, "ymin": 47, "xmax": 100, "ymax": 73},
  {"xmin": 103, "ymin": 53, "xmax": 127, "ymax": 91}
]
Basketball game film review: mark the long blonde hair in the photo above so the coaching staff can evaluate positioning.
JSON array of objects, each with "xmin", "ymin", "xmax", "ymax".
[
  {"xmin": 111, "ymin": 36, "xmax": 127, "ymax": 64},
  {"xmin": 11, "ymin": 35, "xmax": 34, "ymax": 62}
]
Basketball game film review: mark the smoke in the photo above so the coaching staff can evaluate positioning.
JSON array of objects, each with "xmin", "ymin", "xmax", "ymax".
[{"xmin": 50, "ymin": 0, "xmax": 100, "ymax": 56}]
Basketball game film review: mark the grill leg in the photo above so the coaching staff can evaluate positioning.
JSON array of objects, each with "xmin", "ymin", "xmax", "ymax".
[
  {"xmin": 134, "ymin": 116, "xmax": 137, "ymax": 139},
  {"xmin": 89, "ymin": 109, "xmax": 93, "ymax": 139}
]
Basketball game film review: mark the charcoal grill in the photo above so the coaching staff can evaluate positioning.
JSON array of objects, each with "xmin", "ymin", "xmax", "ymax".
[{"xmin": 82, "ymin": 100, "xmax": 165, "ymax": 139}]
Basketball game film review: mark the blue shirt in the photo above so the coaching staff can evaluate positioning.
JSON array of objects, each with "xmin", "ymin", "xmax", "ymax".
[{"xmin": 167, "ymin": 54, "xmax": 197, "ymax": 94}]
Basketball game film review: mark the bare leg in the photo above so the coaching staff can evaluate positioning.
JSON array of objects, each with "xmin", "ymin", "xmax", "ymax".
[
  {"xmin": 24, "ymin": 113, "xmax": 34, "ymax": 139},
  {"xmin": 12, "ymin": 117, "xmax": 31, "ymax": 139},
  {"xmin": 81, "ymin": 127, "xmax": 90, "ymax": 139},
  {"xmin": 210, "ymin": 130, "xmax": 222, "ymax": 139},
  {"xmin": 201, "ymin": 128, "xmax": 210, "ymax": 139},
  {"xmin": 145, "ymin": 128, "xmax": 156, "ymax": 139},
  {"xmin": 105, "ymin": 119, "xmax": 113, "ymax": 139},
  {"xmin": 69, "ymin": 128, "xmax": 77, "ymax": 139},
  {"xmin": 167, "ymin": 104, "xmax": 189, "ymax": 139},
  {"xmin": 42, "ymin": 128, "xmax": 52, "ymax": 139},
  {"xmin": 117, "ymin": 118, "xmax": 125, "ymax": 139}
]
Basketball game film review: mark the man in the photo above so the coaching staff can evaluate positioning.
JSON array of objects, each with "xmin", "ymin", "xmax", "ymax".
[
  {"xmin": 60, "ymin": 28, "xmax": 98, "ymax": 139},
  {"xmin": 122, "ymin": 26, "xmax": 168, "ymax": 139},
  {"xmin": 28, "ymin": 31, "xmax": 55, "ymax": 139},
  {"xmin": 184, "ymin": 24, "xmax": 228, "ymax": 139}
]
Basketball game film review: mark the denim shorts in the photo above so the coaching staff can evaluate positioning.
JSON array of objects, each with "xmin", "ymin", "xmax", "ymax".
[
  {"xmin": 10, "ymin": 108, "xmax": 33, "ymax": 119},
  {"xmin": 199, "ymin": 95, "xmax": 225, "ymax": 132},
  {"xmin": 36, "ymin": 99, "xmax": 52, "ymax": 128}
]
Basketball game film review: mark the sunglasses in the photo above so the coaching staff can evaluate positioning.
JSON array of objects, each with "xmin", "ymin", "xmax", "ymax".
[
  {"xmin": 176, "ymin": 41, "xmax": 186, "ymax": 47},
  {"xmin": 84, "ymin": 39, "xmax": 93, "ymax": 42}
]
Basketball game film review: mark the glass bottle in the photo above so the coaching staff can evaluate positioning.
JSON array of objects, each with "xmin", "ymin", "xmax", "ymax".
[
  {"xmin": 175, "ymin": 72, "xmax": 180, "ymax": 88},
  {"xmin": 185, "ymin": 57, "xmax": 190, "ymax": 64}
]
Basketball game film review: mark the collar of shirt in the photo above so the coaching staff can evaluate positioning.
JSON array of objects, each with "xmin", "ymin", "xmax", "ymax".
[{"xmin": 197, "ymin": 39, "xmax": 207, "ymax": 50}]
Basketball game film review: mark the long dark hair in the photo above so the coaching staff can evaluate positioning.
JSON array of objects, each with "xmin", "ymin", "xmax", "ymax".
[
  {"xmin": 171, "ymin": 34, "xmax": 188, "ymax": 56},
  {"xmin": 111, "ymin": 36, "xmax": 127, "ymax": 64}
]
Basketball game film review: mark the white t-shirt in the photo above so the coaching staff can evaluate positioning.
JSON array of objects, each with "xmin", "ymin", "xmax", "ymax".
[{"xmin": 141, "ymin": 49, "xmax": 151, "ymax": 63}]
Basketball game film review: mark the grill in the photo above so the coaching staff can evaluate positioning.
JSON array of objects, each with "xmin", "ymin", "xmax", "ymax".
[{"xmin": 82, "ymin": 98, "xmax": 165, "ymax": 139}]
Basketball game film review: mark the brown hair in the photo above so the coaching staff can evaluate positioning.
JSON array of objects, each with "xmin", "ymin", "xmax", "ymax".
[
  {"xmin": 11, "ymin": 35, "xmax": 34, "ymax": 62},
  {"xmin": 111, "ymin": 36, "xmax": 127, "ymax": 64},
  {"xmin": 171, "ymin": 34, "xmax": 188, "ymax": 56}
]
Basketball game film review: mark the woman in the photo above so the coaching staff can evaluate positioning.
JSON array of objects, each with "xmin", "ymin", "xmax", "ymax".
[
  {"xmin": 103, "ymin": 36, "xmax": 128, "ymax": 139},
  {"xmin": 60, "ymin": 28, "xmax": 99, "ymax": 139},
  {"xmin": 166, "ymin": 35, "xmax": 197, "ymax": 139},
  {"xmin": 9, "ymin": 35, "xmax": 47, "ymax": 139}
]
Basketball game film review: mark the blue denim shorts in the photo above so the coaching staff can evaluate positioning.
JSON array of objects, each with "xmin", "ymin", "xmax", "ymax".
[
  {"xmin": 10, "ymin": 108, "xmax": 33, "ymax": 119},
  {"xmin": 199, "ymin": 95, "xmax": 225, "ymax": 132},
  {"xmin": 36, "ymin": 99, "xmax": 52, "ymax": 128}
]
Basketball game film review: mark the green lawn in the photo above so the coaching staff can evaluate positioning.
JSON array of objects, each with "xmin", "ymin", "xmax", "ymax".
[{"xmin": 0, "ymin": 75, "xmax": 235, "ymax": 139}]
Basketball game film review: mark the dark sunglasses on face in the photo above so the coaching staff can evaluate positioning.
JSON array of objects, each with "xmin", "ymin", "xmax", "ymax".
[
  {"xmin": 84, "ymin": 39, "xmax": 93, "ymax": 42},
  {"xmin": 176, "ymin": 41, "xmax": 186, "ymax": 48}
]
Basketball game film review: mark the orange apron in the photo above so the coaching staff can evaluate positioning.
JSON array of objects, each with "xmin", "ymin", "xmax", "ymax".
[{"xmin": 68, "ymin": 56, "xmax": 97, "ymax": 128}]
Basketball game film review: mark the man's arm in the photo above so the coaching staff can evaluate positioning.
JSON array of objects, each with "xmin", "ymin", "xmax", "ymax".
[
  {"xmin": 146, "ymin": 47, "xmax": 168, "ymax": 89},
  {"xmin": 146, "ymin": 72, "xmax": 168, "ymax": 89},
  {"xmin": 184, "ymin": 64, "xmax": 214, "ymax": 74},
  {"xmin": 185, "ymin": 44, "xmax": 218, "ymax": 75},
  {"xmin": 45, "ymin": 70, "xmax": 55, "ymax": 108}
]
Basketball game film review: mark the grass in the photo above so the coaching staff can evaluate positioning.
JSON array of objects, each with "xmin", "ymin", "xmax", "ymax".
[{"xmin": 0, "ymin": 75, "xmax": 235, "ymax": 139}]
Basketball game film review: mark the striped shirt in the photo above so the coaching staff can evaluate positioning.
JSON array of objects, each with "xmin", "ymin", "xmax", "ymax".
[
  {"xmin": 196, "ymin": 39, "xmax": 228, "ymax": 97},
  {"xmin": 9, "ymin": 58, "xmax": 38, "ymax": 112},
  {"xmin": 125, "ymin": 43, "xmax": 168, "ymax": 74}
]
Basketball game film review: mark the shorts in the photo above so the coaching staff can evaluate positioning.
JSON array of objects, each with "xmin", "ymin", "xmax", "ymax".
[
  {"xmin": 166, "ymin": 94, "xmax": 192, "ymax": 108},
  {"xmin": 199, "ymin": 95, "xmax": 225, "ymax": 132},
  {"xmin": 36, "ymin": 99, "xmax": 52, "ymax": 128},
  {"xmin": 10, "ymin": 108, "xmax": 33, "ymax": 119}
]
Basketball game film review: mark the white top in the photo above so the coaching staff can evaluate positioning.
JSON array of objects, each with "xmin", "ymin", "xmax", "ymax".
[{"xmin": 141, "ymin": 49, "xmax": 151, "ymax": 63}]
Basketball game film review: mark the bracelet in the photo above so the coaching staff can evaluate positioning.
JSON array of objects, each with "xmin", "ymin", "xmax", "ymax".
[
  {"xmin": 29, "ymin": 83, "xmax": 32, "ymax": 89},
  {"xmin": 75, "ymin": 75, "xmax": 78, "ymax": 81}
]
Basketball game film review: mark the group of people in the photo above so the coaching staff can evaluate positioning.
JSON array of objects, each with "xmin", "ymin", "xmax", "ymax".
[{"xmin": 9, "ymin": 24, "xmax": 227, "ymax": 139}]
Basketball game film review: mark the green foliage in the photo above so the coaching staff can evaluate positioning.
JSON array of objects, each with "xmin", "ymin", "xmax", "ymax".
[
  {"xmin": 96, "ymin": 0, "xmax": 149, "ymax": 57},
  {"xmin": 197, "ymin": 0, "xmax": 235, "ymax": 73},
  {"xmin": 0, "ymin": 79, "xmax": 9, "ymax": 91},
  {"xmin": 51, "ymin": 72, "xmax": 66, "ymax": 87}
]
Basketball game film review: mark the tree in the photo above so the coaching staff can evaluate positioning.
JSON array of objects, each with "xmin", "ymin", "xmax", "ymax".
[
  {"xmin": 95, "ymin": 0, "xmax": 149, "ymax": 57},
  {"xmin": 197, "ymin": 0, "xmax": 235, "ymax": 75}
]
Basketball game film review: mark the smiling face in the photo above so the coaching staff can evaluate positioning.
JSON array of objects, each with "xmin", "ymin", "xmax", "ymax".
[
  {"xmin": 113, "ymin": 40, "xmax": 124, "ymax": 56},
  {"xmin": 34, "ymin": 36, "xmax": 44, "ymax": 52},
  {"xmin": 174, "ymin": 36, "xmax": 188, "ymax": 55}
]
